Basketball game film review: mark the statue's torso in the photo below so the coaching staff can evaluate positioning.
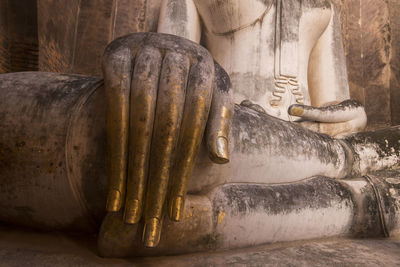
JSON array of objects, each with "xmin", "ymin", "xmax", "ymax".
[{"xmin": 194, "ymin": 0, "xmax": 332, "ymax": 120}]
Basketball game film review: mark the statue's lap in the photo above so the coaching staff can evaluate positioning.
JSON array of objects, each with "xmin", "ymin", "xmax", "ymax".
[{"xmin": 1, "ymin": 72, "xmax": 400, "ymax": 257}]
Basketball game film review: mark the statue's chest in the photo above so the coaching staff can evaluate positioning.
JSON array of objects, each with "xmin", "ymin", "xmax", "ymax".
[
  {"xmin": 194, "ymin": 0, "xmax": 331, "ymax": 35},
  {"xmin": 197, "ymin": 0, "xmax": 332, "ymax": 120}
]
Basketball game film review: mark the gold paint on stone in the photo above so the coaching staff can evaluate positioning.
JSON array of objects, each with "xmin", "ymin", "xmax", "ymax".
[
  {"xmin": 143, "ymin": 218, "xmax": 161, "ymax": 248},
  {"xmin": 215, "ymin": 136, "xmax": 229, "ymax": 163},
  {"xmin": 106, "ymin": 189, "xmax": 122, "ymax": 212},
  {"xmin": 124, "ymin": 199, "xmax": 140, "ymax": 224},
  {"xmin": 169, "ymin": 195, "xmax": 184, "ymax": 221},
  {"xmin": 289, "ymin": 106, "xmax": 304, "ymax": 116},
  {"xmin": 217, "ymin": 211, "xmax": 226, "ymax": 224}
]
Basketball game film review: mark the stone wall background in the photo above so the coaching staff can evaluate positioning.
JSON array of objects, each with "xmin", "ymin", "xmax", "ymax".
[
  {"xmin": 0, "ymin": 0, "xmax": 38, "ymax": 73},
  {"xmin": 332, "ymin": 0, "xmax": 399, "ymax": 129},
  {"xmin": 0, "ymin": 0, "xmax": 162, "ymax": 75},
  {"xmin": 36, "ymin": 0, "xmax": 162, "ymax": 75},
  {"xmin": 0, "ymin": 0, "xmax": 399, "ymax": 129}
]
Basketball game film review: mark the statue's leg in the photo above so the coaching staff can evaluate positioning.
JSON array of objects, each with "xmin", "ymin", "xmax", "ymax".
[
  {"xmin": 188, "ymin": 104, "xmax": 400, "ymax": 193},
  {"xmin": 1, "ymin": 71, "xmax": 348, "ymax": 230},
  {"xmin": 99, "ymin": 104, "xmax": 400, "ymax": 256},
  {"xmin": 99, "ymin": 170, "xmax": 400, "ymax": 257},
  {"xmin": 2, "ymin": 72, "xmax": 400, "ymax": 257},
  {"xmin": 0, "ymin": 71, "xmax": 107, "ymax": 231}
]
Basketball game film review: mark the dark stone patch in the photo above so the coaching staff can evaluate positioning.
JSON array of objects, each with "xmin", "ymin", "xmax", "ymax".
[
  {"xmin": 366, "ymin": 170, "xmax": 400, "ymax": 235},
  {"xmin": 188, "ymin": 233, "xmax": 222, "ymax": 251},
  {"xmin": 213, "ymin": 61, "xmax": 231, "ymax": 93},
  {"xmin": 240, "ymin": 100, "xmax": 266, "ymax": 114},
  {"xmin": 212, "ymin": 176, "xmax": 353, "ymax": 217},
  {"xmin": 302, "ymin": 0, "xmax": 331, "ymax": 10},
  {"xmin": 345, "ymin": 126, "xmax": 400, "ymax": 159},
  {"xmin": 280, "ymin": 0, "xmax": 301, "ymax": 43},
  {"xmin": 81, "ymin": 125, "xmax": 108, "ymax": 227}
]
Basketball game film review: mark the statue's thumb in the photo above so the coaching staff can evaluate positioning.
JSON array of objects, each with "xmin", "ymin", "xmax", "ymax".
[{"xmin": 206, "ymin": 62, "xmax": 234, "ymax": 164}]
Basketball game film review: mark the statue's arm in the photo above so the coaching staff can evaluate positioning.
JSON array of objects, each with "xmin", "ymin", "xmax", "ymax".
[
  {"xmin": 307, "ymin": 5, "xmax": 349, "ymax": 106},
  {"xmin": 289, "ymin": 5, "xmax": 367, "ymax": 137},
  {"xmin": 157, "ymin": 0, "xmax": 202, "ymax": 43}
]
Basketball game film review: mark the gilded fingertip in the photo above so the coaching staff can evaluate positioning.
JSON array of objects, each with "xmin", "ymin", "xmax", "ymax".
[
  {"xmin": 124, "ymin": 199, "xmax": 141, "ymax": 224},
  {"xmin": 289, "ymin": 105, "xmax": 304, "ymax": 117},
  {"xmin": 169, "ymin": 196, "xmax": 184, "ymax": 221},
  {"xmin": 106, "ymin": 189, "xmax": 122, "ymax": 212},
  {"xmin": 143, "ymin": 218, "xmax": 161, "ymax": 248},
  {"xmin": 214, "ymin": 136, "xmax": 229, "ymax": 164}
]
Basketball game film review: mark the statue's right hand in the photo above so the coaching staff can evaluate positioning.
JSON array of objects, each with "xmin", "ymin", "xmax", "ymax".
[
  {"xmin": 102, "ymin": 33, "xmax": 233, "ymax": 248},
  {"xmin": 288, "ymin": 100, "xmax": 367, "ymax": 137}
]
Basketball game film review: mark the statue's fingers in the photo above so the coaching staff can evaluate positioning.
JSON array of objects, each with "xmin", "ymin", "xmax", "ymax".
[
  {"xmin": 168, "ymin": 60, "xmax": 214, "ymax": 222},
  {"xmin": 288, "ymin": 100, "xmax": 366, "ymax": 123},
  {"xmin": 206, "ymin": 62, "xmax": 234, "ymax": 164},
  {"xmin": 123, "ymin": 47, "xmax": 162, "ymax": 224},
  {"xmin": 143, "ymin": 52, "xmax": 190, "ymax": 247},
  {"xmin": 103, "ymin": 47, "xmax": 133, "ymax": 212}
]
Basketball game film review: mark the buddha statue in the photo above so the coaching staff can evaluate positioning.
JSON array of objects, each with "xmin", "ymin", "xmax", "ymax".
[{"xmin": 1, "ymin": 0, "xmax": 400, "ymax": 259}]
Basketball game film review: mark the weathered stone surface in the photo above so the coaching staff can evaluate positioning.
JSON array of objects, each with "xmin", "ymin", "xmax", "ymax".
[
  {"xmin": 0, "ymin": 0, "xmax": 38, "ymax": 73},
  {"xmin": 3, "ymin": 71, "xmax": 400, "ymax": 257},
  {"xmin": 362, "ymin": 0, "xmax": 392, "ymax": 128},
  {"xmin": 0, "ymin": 72, "xmax": 106, "ymax": 232},
  {"xmin": 0, "ymin": 224, "xmax": 399, "ymax": 266},
  {"xmin": 334, "ymin": 0, "xmax": 392, "ymax": 129},
  {"xmin": 37, "ymin": 0, "xmax": 81, "ymax": 73},
  {"xmin": 388, "ymin": 0, "xmax": 400, "ymax": 125},
  {"xmin": 333, "ymin": 0, "xmax": 365, "ymax": 106},
  {"xmin": 0, "ymin": 1, "xmax": 9, "ymax": 73},
  {"xmin": 72, "ymin": 0, "xmax": 117, "ymax": 76},
  {"xmin": 37, "ymin": 0, "xmax": 162, "ymax": 76}
]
